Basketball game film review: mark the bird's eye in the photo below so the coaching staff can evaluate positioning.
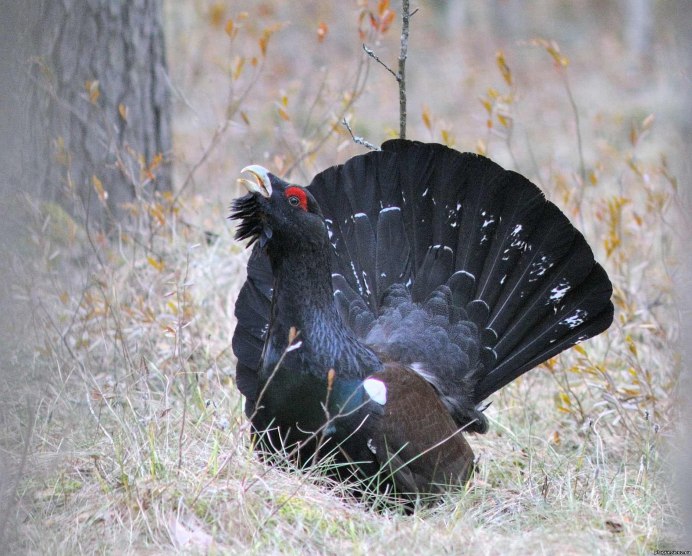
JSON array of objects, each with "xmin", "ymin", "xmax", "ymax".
[{"xmin": 284, "ymin": 186, "xmax": 308, "ymax": 211}]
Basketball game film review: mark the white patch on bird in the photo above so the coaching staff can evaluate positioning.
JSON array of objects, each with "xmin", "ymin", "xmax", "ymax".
[
  {"xmin": 362, "ymin": 271, "xmax": 371, "ymax": 296},
  {"xmin": 410, "ymin": 362, "xmax": 436, "ymax": 383},
  {"xmin": 460, "ymin": 270, "xmax": 475, "ymax": 279},
  {"xmin": 363, "ymin": 378, "xmax": 387, "ymax": 405},
  {"xmin": 500, "ymin": 274, "xmax": 506, "ymax": 285},
  {"xmin": 511, "ymin": 224, "xmax": 523, "ymax": 236},
  {"xmin": 350, "ymin": 261, "xmax": 364, "ymax": 295},
  {"xmin": 354, "ymin": 212, "xmax": 367, "ymax": 219},
  {"xmin": 422, "ymin": 188, "xmax": 429, "ymax": 197},
  {"xmin": 456, "ymin": 202, "xmax": 462, "ymax": 211},
  {"xmin": 367, "ymin": 438, "xmax": 377, "ymax": 454},
  {"xmin": 380, "ymin": 206, "xmax": 401, "ymax": 214},
  {"xmin": 481, "ymin": 218, "xmax": 495, "ymax": 228},
  {"xmin": 561, "ymin": 309, "xmax": 587, "ymax": 329},
  {"xmin": 548, "ymin": 280, "xmax": 570, "ymax": 304}
]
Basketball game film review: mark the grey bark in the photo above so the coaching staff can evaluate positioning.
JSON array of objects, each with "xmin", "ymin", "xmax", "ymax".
[{"xmin": 22, "ymin": 0, "xmax": 172, "ymax": 225}]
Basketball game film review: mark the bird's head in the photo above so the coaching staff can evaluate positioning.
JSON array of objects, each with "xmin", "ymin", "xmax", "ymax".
[{"xmin": 230, "ymin": 165, "xmax": 326, "ymax": 250}]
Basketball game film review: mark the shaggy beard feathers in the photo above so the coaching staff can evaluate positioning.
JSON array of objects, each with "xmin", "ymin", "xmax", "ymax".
[{"xmin": 230, "ymin": 194, "xmax": 263, "ymax": 245}]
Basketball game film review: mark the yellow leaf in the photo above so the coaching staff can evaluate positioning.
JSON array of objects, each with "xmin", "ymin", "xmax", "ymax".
[
  {"xmin": 92, "ymin": 175, "xmax": 108, "ymax": 204},
  {"xmin": 496, "ymin": 50, "xmax": 513, "ymax": 86},
  {"xmin": 225, "ymin": 18, "xmax": 238, "ymax": 40},
  {"xmin": 258, "ymin": 24, "xmax": 283, "ymax": 57},
  {"xmin": 148, "ymin": 203, "xmax": 165, "ymax": 226},
  {"xmin": 573, "ymin": 344, "xmax": 587, "ymax": 356},
  {"xmin": 209, "ymin": 3, "xmax": 225, "ymax": 27},
  {"xmin": 240, "ymin": 111, "xmax": 250, "ymax": 125},
  {"xmin": 422, "ymin": 104, "xmax": 432, "ymax": 131},
  {"xmin": 147, "ymin": 256, "xmax": 164, "ymax": 272},
  {"xmin": 440, "ymin": 129, "xmax": 455, "ymax": 147},
  {"xmin": 118, "ymin": 103, "xmax": 128, "ymax": 121},
  {"xmin": 232, "ymin": 56, "xmax": 245, "ymax": 80},
  {"xmin": 497, "ymin": 113, "xmax": 510, "ymax": 128},
  {"xmin": 559, "ymin": 392, "xmax": 571, "ymax": 406},
  {"xmin": 378, "ymin": 0, "xmax": 390, "ymax": 16},
  {"xmin": 629, "ymin": 124, "xmax": 638, "ymax": 146},
  {"xmin": 277, "ymin": 106, "xmax": 290, "ymax": 121},
  {"xmin": 475, "ymin": 139, "xmax": 486, "ymax": 156},
  {"xmin": 85, "ymin": 80, "xmax": 100, "ymax": 104}
]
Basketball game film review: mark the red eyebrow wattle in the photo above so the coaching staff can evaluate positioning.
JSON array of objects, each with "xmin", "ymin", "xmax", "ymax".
[{"xmin": 285, "ymin": 186, "xmax": 308, "ymax": 211}]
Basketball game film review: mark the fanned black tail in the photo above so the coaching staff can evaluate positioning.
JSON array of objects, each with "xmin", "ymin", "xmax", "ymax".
[{"xmin": 232, "ymin": 140, "xmax": 613, "ymax": 425}]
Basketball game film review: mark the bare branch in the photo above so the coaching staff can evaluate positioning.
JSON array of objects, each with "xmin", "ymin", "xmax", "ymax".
[
  {"xmin": 398, "ymin": 0, "xmax": 411, "ymax": 139},
  {"xmin": 362, "ymin": 44, "xmax": 399, "ymax": 81},
  {"xmin": 342, "ymin": 118, "xmax": 379, "ymax": 151}
]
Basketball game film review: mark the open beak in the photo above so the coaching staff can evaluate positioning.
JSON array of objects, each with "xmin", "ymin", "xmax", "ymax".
[{"xmin": 238, "ymin": 165, "xmax": 272, "ymax": 198}]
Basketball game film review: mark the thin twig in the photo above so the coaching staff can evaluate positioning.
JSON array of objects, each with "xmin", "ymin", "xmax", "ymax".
[
  {"xmin": 177, "ymin": 251, "xmax": 191, "ymax": 472},
  {"xmin": 342, "ymin": 118, "xmax": 379, "ymax": 151},
  {"xmin": 561, "ymin": 70, "xmax": 586, "ymax": 184},
  {"xmin": 362, "ymin": 44, "xmax": 399, "ymax": 80},
  {"xmin": 398, "ymin": 0, "xmax": 410, "ymax": 139}
]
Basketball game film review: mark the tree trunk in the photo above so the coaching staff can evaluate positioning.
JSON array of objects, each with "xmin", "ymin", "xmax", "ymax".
[{"xmin": 24, "ymin": 0, "xmax": 172, "ymax": 225}]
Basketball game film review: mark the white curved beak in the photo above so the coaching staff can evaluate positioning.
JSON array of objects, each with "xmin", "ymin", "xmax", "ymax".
[{"xmin": 238, "ymin": 165, "xmax": 272, "ymax": 198}]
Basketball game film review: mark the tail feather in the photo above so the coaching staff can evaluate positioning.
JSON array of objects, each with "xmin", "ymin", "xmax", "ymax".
[
  {"xmin": 375, "ymin": 207, "xmax": 411, "ymax": 295},
  {"xmin": 232, "ymin": 248, "xmax": 272, "ymax": 413},
  {"xmin": 477, "ymin": 266, "xmax": 614, "ymax": 400}
]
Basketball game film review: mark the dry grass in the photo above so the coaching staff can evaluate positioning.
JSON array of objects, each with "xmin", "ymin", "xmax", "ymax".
[{"xmin": 1, "ymin": 2, "xmax": 688, "ymax": 554}]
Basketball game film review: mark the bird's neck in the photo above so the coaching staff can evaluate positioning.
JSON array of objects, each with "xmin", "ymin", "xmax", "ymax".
[
  {"xmin": 262, "ymin": 239, "xmax": 378, "ymax": 382},
  {"xmin": 270, "ymin": 241, "xmax": 337, "ymax": 329}
]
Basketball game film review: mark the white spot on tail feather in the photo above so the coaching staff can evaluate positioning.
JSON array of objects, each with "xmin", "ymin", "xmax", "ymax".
[
  {"xmin": 561, "ymin": 309, "xmax": 587, "ymax": 329},
  {"xmin": 549, "ymin": 280, "xmax": 571, "ymax": 304},
  {"xmin": 363, "ymin": 378, "xmax": 387, "ymax": 405}
]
